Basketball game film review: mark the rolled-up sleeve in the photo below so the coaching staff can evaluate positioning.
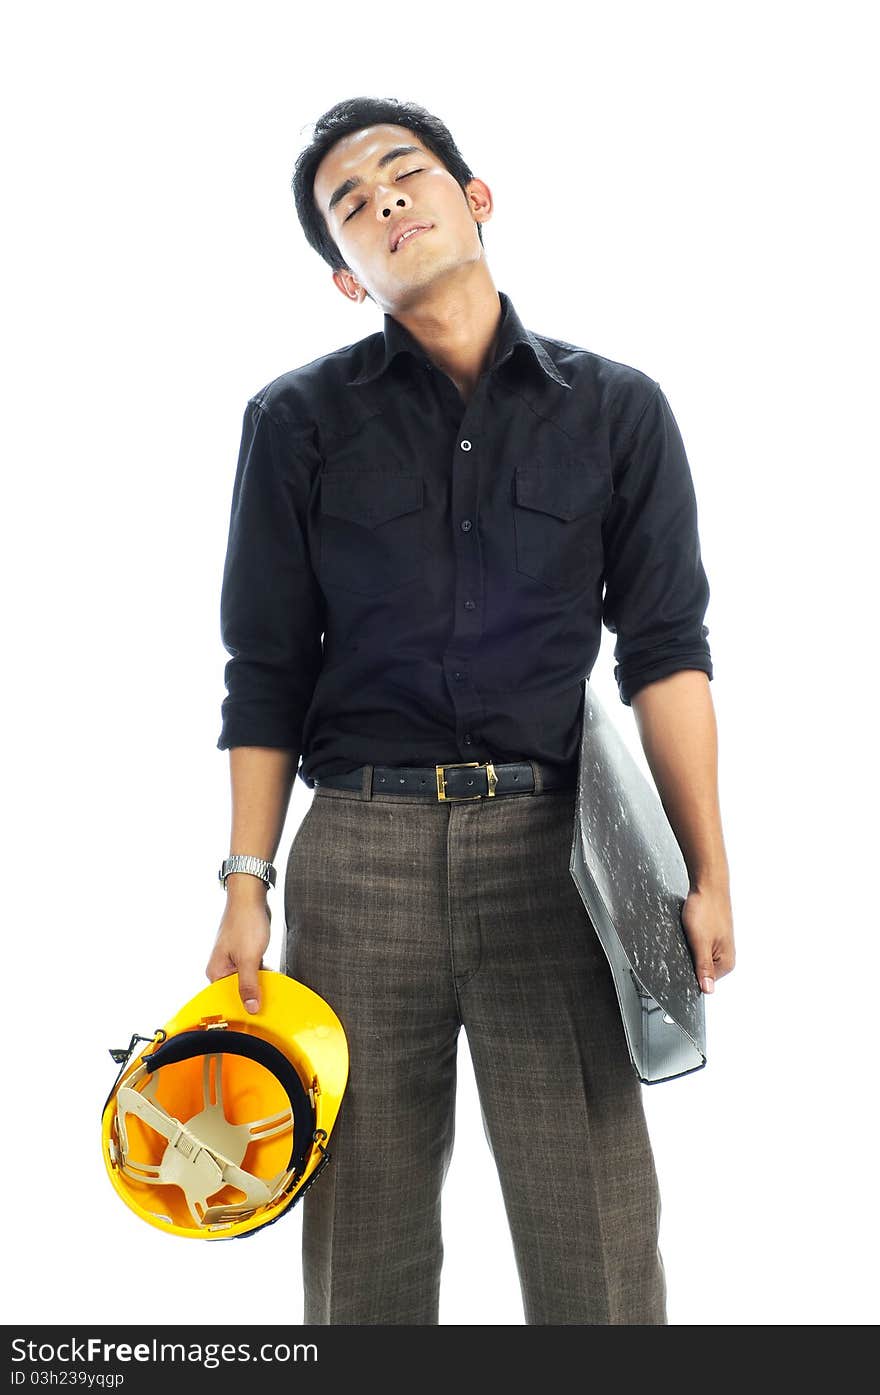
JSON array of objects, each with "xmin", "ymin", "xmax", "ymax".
[
  {"xmin": 216, "ymin": 398, "xmax": 324, "ymax": 750},
  {"xmin": 601, "ymin": 383, "xmax": 713, "ymax": 706}
]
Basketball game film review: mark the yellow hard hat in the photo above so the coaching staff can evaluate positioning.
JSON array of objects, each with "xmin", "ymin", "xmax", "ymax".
[{"xmin": 101, "ymin": 969, "xmax": 349, "ymax": 1240}]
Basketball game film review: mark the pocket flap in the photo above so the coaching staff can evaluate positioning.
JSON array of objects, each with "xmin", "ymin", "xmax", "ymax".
[
  {"xmin": 515, "ymin": 465, "xmax": 609, "ymax": 521},
  {"xmin": 321, "ymin": 471, "xmax": 424, "ymax": 529}
]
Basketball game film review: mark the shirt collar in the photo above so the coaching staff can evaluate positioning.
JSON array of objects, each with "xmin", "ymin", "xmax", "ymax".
[{"xmin": 345, "ymin": 290, "xmax": 571, "ymax": 390}]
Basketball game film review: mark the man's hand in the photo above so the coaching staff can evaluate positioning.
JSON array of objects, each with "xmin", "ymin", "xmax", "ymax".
[
  {"xmin": 629, "ymin": 672, "xmax": 734, "ymax": 996},
  {"xmin": 680, "ymin": 881, "xmax": 735, "ymax": 994},
  {"xmin": 206, "ymin": 891, "xmax": 272, "ymax": 1014}
]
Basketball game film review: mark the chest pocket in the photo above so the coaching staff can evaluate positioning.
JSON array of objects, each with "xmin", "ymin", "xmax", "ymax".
[
  {"xmin": 319, "ymin": 470, "xmax": 425, "ymax": 596},
  {"xmin": 513, "ymin": 464, "xmax": 610, "ymax": 590}
]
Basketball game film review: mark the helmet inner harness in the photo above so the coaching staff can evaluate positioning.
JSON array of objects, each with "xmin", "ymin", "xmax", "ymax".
[
  {"xmin": 105, "ymin": 1022, "xmax": 330, "ymax": 1235},
  {"xmin": 102, "ymin": 971, "xmax": 349, "ymax": 1240}
]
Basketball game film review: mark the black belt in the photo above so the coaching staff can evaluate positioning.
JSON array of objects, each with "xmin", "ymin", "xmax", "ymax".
[{"xmin": 313, "ymin": 759, "xmax": 577, "ymax": 802}]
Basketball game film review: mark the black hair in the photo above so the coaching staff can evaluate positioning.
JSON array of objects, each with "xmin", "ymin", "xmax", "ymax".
[{"xmin": 291, "ymin": 96, "xmax": 484, "ymax": 279}]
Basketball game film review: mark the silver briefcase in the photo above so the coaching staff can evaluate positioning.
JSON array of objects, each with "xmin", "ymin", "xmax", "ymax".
[{"xmin": 568, "ymin": 678, "xmax": 707, "ymax": 1084}]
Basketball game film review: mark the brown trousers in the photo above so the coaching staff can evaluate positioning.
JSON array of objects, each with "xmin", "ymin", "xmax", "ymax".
[{"xmin": 282, "ymin": 774, "xmax": 667, "ymax": 1325}]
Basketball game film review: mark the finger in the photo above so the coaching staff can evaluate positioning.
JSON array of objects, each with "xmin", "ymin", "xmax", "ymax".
[
  {"xmin": 696, "ymin": 960, "xmax": 716, "ymax": 994},
  {"xmin": 237, "ymin": 959, "xmax": 262, "ymax": 1014},
  {"xmin": 205, "ymin": 951, "xmax": 233, "ymax": 983},
  {"xmin": 683, "ymin": 927, "xmax": 717, "ymax": 994}
]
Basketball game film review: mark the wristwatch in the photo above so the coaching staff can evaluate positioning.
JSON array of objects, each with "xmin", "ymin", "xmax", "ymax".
[{"xmin": 218, "ymin": 854, "xmax": 277, "ymax": 891}]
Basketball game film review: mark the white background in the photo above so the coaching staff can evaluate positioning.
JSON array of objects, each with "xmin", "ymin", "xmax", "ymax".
[{"xmin": 4, "ymin": 0, "xmax": 877, "ymax": 1327}]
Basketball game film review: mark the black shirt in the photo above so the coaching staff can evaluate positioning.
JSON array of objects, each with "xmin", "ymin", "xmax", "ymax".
[{"xmin": 217, "ymin": 290, "xmax": 713, "ymax": 788}]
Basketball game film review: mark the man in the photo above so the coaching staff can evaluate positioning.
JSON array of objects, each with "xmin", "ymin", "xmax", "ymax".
[{"xmin": 207, "ymin": 96, "xmax": 735, "ymax": 1325}]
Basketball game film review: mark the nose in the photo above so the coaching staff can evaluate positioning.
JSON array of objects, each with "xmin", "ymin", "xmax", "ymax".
[{"xmin": 375, "ymin": 186, "xmax": 411, "ymax": 223}]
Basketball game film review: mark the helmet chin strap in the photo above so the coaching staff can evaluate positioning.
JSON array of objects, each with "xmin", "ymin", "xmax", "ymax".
[{"xmin": 113, "ymin": 1053, "xmax": 294, "ymax": 1229}]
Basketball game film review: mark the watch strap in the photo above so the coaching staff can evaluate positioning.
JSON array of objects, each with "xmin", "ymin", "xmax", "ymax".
[{"xmin": 218, "ymin": 854, "xmax": 277, "ymax": 890}]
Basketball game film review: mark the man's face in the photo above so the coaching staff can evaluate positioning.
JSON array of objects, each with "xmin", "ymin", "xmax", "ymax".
[{"xmin": 312, "ymin": 122, "xmax": 491, "ymax": 311}]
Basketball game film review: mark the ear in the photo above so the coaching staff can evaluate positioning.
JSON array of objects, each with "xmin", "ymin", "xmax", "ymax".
[
  {"xmin": 464, "ymin": 176, "xmax": 493, "ymax": 227},
  {"xmin": 332, "ymin": 268, "xmax": 368, "ymax": 304}
]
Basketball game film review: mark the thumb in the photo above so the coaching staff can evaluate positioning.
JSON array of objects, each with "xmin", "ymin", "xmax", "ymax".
[
  {"xmin": 237, "ymin": 963, "xmax": 263, "ymax": 1015},
  {"xmin": 697, "ymin": 963, "xmax": 716, "ymax": 994}
]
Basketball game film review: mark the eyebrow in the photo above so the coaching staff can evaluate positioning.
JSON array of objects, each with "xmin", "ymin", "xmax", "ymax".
[{"xmin": 327, "ymin": 145, "xmax": 423, "ymax": 215}]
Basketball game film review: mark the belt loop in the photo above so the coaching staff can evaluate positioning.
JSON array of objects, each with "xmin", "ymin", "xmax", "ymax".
[
  {"xmin": 361, "ymin": 764, "xmax": 374, "ymax": 800},
  {"xmin": 528, "ymin": 759, "xmax": 544, "ymax": 795}
]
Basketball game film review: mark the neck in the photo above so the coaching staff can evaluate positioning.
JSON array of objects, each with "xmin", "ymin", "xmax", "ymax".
[{"xmin": 388, "ymin": 265, "xmax": 503, "ymax": 401}]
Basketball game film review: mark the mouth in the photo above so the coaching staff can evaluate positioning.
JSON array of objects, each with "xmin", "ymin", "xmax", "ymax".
[{"xmin": 390, "ymin": 223, "xmax": 433, "ymax": 253}]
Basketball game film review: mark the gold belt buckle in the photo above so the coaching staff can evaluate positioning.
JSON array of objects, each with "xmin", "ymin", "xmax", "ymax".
[{"xmin": 435, "ymin": 761, "xmax": 498, "ymax": 801}]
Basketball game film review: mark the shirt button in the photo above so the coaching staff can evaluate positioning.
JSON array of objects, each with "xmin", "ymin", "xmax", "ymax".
[
  {"xmin": 460, "ymin": 440, "xmax": 472, "ymax": 451},
  {"xmin": 464, "ymin": 599, "xmax": 476, "ymax": 610},
  {"xmin": 463, "ymin": 733, "xmax": 473, "ymax": 745},
  {"xmin": 460, "ymin": 518, "xmax": 473, "ymax": 532},
  {"xmin": 453, "ymin": 671, "xmax": 466, "ymax": 682}
]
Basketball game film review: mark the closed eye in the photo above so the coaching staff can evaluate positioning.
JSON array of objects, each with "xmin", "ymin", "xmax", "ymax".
[{"xmin": 344, "ymin": 169, "xmax": 424, "ymax": 223}]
